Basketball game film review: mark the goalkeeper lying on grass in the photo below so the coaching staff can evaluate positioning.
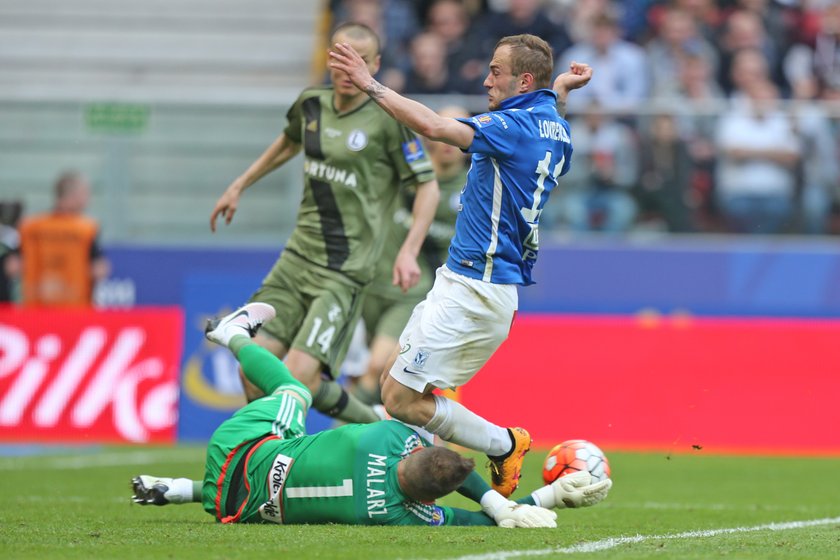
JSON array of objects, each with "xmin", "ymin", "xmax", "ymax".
[{"xmin": 132, "ymin": 303, "xmax": 612, "ymax": 527}]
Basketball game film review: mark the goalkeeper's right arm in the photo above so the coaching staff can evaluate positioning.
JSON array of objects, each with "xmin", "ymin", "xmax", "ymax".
[{"xmin": 449, "ymin": 471, "xmax": 557, "ymax": 528}]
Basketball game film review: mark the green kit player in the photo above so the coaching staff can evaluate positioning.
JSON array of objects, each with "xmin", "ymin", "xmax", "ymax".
[
  {"xmin": 350, "ymin": 106, "xmax": 471, "ymax": 406},
  {"xmin": 208, "ymin": 22, "xmax": 440, "ymax": 425},
  {"xmin": 132, "ymin": 304, "xmax": 612, "ymax": 527}
]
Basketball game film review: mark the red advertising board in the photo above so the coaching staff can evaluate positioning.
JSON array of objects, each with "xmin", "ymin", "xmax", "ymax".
[
  {"xmin": 462, "ymin": 314, "xmax": 840, "ymax": 455},
  {"xmin": 0, "ymin": 306, "xmax": 183, "ymax": 443}
]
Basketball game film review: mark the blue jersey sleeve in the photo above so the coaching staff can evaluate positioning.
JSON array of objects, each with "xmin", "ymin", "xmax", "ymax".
[{"xmin": 457, "ymin": 112, "xmax": 522, "ymax": 158}]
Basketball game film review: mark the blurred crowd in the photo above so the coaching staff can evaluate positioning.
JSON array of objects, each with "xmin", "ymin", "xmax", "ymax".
[{"xmin": 328, "ymin": 0, "xmax": 840, "ymax": 235}]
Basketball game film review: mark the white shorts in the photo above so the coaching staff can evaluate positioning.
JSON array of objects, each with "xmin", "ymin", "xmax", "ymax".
[{"xmin": 388, "ymin": 265, "xmax": 518, "ymax": 393}]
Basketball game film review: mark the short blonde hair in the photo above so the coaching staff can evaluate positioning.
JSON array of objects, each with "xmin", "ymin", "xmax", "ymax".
[
  {"xmin": 495, "ymin": 34, "xmax": 554, "ymax": 89},
  {"xmin": 332, "ymin": 22, "xmax": 381, "ymax": 55}
]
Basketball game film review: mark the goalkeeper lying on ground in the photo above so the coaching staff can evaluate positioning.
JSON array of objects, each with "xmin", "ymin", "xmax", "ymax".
[{"xmin": 132, "ymin": 303, "xmax": 612, "ymax": 527}]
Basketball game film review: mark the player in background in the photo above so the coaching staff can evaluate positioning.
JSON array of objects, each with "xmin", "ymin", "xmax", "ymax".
[
  {"xmin": 131, "ymin": 303, "xmax": 612, "ymax": 527},
  {"xmin": 329, "ymin": 35, "xmax": 593, "ymax": 497},
  {"xmin": 19, "ymin": 171, "xmax": 110, "ymax": 307},
  {"xmin": 348, "ymin": 106, "xmax": 471, "ymax": 408},
  {"xmin": 209, "ymin": 23, "xmax": 440, "ymax": 425}
]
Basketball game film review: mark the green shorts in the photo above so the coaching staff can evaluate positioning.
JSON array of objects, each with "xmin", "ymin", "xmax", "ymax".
[
  {"xmin": 250, "ymin": 250, "xmax": 365, "ymax": 378},
  {"xmin": 202, "ymin": 384, "xmax": 309, "ymax": 518},
  {"xmin": 361, "ymin": 290, "xmax": 421, "ymax": 342}
]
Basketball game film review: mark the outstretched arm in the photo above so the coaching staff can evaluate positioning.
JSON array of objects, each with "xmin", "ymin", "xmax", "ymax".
[
  {"xmin": 446, "ymin": 508, "xmax": 497, "ymax": 526},
  {"xmin": 445, "ymin": 469, "xmax": 613, "ymax": 526},
  {"xmin": 329, "ymin": 43, "xmax": 475, "ymax": 150},
  {"xmin": 448, "ymin": 471, "xmax": 557, "ymax": 527},
  {"xmin": 210, "ymin": 133, "xmax": 301, "ymax": 231}
]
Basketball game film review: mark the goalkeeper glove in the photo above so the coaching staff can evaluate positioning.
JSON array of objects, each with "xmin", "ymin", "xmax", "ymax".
[
  {"xmin": 549, "ymin": 471, "xmax": 612, "ymax": 509},
  {"xmin": 481, "ymin": 490, "xmax": 557, "ymax": 528}
]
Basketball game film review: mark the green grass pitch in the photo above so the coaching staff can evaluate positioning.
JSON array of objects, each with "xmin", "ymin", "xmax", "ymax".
[{"xmin": 1, "ymin": 445, "xmax": 838, "ymax": 559}]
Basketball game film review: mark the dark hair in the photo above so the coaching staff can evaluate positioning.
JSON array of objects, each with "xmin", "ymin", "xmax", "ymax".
[
  {"xmin": 332, "ymin": 22, "xmax": 381, "ymax": 55},
  {"xmin": 400, "ymin": 447, "xmax": 475, "ymax": 503},
  {"xmin": 592, "ymin": 11, "xmax": 618, "ymax": 29},
  {"xmin": 494, "ymin": 34, "xmax": 553, "ymax": 89},
  {"xmin": 0, "ymin": 201, "xmax": 23, "ymax": 227}
]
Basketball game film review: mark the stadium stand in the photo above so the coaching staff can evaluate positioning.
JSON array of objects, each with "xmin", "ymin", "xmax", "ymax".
[
  {"xmin": 2, "ymin": 0, "xmax": 838, "ymax": 239},
  {"xmin": 0, "ymin": 0, "xmax": 321, "ymax": 103},
  {"xmin": 0, "ymin": 0, "xmax": 322, "ymax": 245}
]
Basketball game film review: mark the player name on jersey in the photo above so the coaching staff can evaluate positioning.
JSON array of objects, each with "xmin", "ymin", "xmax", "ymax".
[
  {"xmin": 537, "ymin": 119, "xmax": 570, "ymax": 142},
  {"xmin": 366, "ymin": 453, "xmax": 388, "ymax": 518}
]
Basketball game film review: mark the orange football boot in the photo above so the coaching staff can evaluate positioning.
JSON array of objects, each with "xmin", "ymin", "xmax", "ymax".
[{"xmin": 488, "ymin": 427, "xmax": 532, "ymax": 497}]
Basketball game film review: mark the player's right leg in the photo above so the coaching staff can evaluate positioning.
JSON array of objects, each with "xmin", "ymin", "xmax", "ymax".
[
  {"xmin": 380, "ymin": 375, "xmax": 530, "ymax": 497},
  {"xmin": 132, "ymin": 302, "xmax": 296, "ymax": 509},
  {"xmin": 205, "ymin": 302, "xmax": 310, "ymax": 399},
  {"xmin": 350, "ymin": 336, "xmax": 391, "ymax": 405}
]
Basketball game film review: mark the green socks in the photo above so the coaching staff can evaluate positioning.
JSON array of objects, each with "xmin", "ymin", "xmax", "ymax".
[
  {"xmin": 349, "ymin": 381, "xmax": 382, "ymax": 405},
  {"xmin": 230, "ymin": 336, "xmax": 378, "ymax": 424},
  {"xmin": 313, "ymin": 379, "xmax": 381, "ymax": 423},
  {"xmin": 234, "ymin": 338, "xmax": 308, "ymax": 396}
]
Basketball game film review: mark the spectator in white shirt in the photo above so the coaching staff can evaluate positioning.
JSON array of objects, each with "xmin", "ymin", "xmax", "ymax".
[
  {"xmin": 557, "ymin": 11, "xmax": 649, "ymax": 112},
  {"xmin": 715, "ymin": 80, "xmax": 800, "ymax": 234}
]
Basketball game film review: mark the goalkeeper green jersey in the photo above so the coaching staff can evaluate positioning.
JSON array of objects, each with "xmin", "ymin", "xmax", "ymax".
[
  {"xmin": 283, "ymin": 86, "xmax": 436, "ymax": 285},
  {"xmin": 207, "ymin": 421, "xmax": 455, "ymax": 526},
  {"xmin": 368, "ymin": 167, "xmax": 467, "ymax": 299}
]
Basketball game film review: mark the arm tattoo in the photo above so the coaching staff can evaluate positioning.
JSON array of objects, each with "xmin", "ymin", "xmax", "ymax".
[
  {"xmin": 556, "ymin": 97, "xmax": 567, "ymax": 119},
  {"xmin": 365, "ymin": 79, "xmax": 387, "ymax": 100}
]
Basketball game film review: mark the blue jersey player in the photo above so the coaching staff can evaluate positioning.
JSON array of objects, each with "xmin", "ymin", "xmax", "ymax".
[{"xmin": 330, "ymin": 34, "xmax": 595, "ymax": 498}]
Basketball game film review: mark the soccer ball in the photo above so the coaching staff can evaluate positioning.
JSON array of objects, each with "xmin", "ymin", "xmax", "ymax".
[{"xmin": 542, "ymin": 439, "xmax": 610, "ymax": 485}]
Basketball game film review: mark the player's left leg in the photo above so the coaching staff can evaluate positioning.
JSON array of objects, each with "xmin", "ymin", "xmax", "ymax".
[
  {"xmin": 131, "ymin": 475, "xmax": 202, "ymax": 506},
  {"xmin": 350, "ymin": 295, "xmax": 416, "ymax": 406},
  {"xmin": 381, "ymin": 266, "xmax": 530, "ymax": 497}
]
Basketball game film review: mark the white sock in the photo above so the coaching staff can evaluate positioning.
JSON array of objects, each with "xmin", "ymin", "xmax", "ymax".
[
  {"xmin": 166, "ymin": 477, "xmax": 197, "ymax": 504},
  {"xmin": 424, "ymin": 395, "xmax": 511, "ymax": 456}
]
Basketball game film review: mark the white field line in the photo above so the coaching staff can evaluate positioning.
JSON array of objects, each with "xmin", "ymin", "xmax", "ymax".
[
  {"xmin": 0, "ymin": 448, "xmax": 203, "ymax": 470},
  {"xmin": 608, "ymin": 501, "xmax": 817, "ymax": 513},
  {"xmin": 442, "ymin": 517, "xmax": 840, "ymax": 560}
]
